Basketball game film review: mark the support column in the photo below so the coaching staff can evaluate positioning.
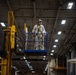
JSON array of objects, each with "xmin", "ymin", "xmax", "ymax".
[
  {"xmin": 70, "ymin": 47, "xmax": 75, "ymax": 75},
  {"xmin": 49, "ymin": 58, "xmax": 56, "ymax": 75},
  {"xmin": 75, "ymin": 45, "xmax": 76, "ymax": 75},
  {"xmin": 47, "ymin": 62, "xmax": 50, "ymax": 75},
  {"xmin": 67, "ymin": 52, "xmax": 71, "ymax": 75}
]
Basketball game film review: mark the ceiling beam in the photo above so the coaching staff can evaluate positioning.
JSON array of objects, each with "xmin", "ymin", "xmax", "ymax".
[
  {"xmin": 58, "ymin": 22, "xmax": 76, "ymax": 55},
  {"xmin": 48, "ymin": 1, "xmax": 62, "ymax": 56}
]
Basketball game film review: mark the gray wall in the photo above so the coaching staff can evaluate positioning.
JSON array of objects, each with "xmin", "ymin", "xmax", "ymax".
[{"xmin": 67, "ymin": 47, "xmax": 76, "ymax": 75}]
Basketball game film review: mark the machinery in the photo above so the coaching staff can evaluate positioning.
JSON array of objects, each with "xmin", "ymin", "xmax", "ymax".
[
  {"xmin": 0, "ymin": 11, "xmax": 48, "ymax": 75},
  {"xmin": 1, "ymin": 11, "xmax": 16, "ymax": 75}
]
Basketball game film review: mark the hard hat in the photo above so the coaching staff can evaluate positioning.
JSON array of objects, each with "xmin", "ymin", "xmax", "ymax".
[{"xmin": 37, "ymin": 19, "xmax": 42, "ymax": 23}]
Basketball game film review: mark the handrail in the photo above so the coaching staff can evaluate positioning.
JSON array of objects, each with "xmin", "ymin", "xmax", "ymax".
[{"xmin": 24, "ymin": 32, "xmax": 48, "ymax": 50}]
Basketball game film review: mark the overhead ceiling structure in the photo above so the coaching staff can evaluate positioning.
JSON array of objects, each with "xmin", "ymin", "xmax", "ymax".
[{"xmin": 0, "ymin": 0, "xmax": 76, "ymax": 73}]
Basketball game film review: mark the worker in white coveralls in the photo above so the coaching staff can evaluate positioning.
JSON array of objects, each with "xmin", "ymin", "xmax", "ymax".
[{"xmin": 32, "ymin": 19, "xmax": 46, "ymax": 50}]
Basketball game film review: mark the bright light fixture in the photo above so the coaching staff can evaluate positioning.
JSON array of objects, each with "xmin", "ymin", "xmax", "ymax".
[
  {"xmin": 51, "ymin": 50, "xmax": 54, "ymax": 52},
  {"xmin": 25, "ymin": 60, "xmax": 27, "ymax": 63},
  {"xmin": 17, "ymin": 45, "xmax": 19, "ymax": 47},
  {"xmin": 57, "ymin": 31, "xmax": 62, "ymax": 35},
  {"xmin": 50, "ymin": 53, "xmax": 53, "ymax": 55},
  {"xmin": 30, "ymin": 68, "xmax": 33, "ymax": 70},
  {"xmin": 29, "ymin": 66, "xmax": 32, "ymax": 69},
  {"xmin": 32, "ymin": 71, "xmax": 35, "ymax": 73},
  {"xmin": 43, "ymin": 58, "xmax": 46, "ymax": 60},
  {"xmin": 61, "ymin": 20, "xmax": 66, "ymax": 24},
  {"xmin": 13, "ymin": 66, "xmax": 17, "ymax": 70},
  {"xmin": 23, "ymin": 56, "xmax": 26, "ymax": 59},
  {"xmin": 45, "ymin": 64, "xmax": 48, "ymax": 71},
  {"xmin": 53, "ymin": 45, "xmax": 57, "ymax": 48},
  {"xmin": 28, "ymin": 62, "xmax": 30, "ymax": 64},
  {"xmin": 0, "ymin": 22, "xmax": 6, "ymax": 27},
  {"xmin": 43, "ymin": 56, "xmax": 46, "ymax": 58},
  {"xmin": 67, "ymin": 2, "xmax": 74, "ymax": 9},
  {"xmin": 19, "ymin": 49, "xmax": 21, "ymax": 51},
  {"xmin": 55, "ymin": 39, "xmax": 58, "ymax": 42},
  {"xmin": 27, "ymin": 63, "xmax": 30, "ymax": 67}
]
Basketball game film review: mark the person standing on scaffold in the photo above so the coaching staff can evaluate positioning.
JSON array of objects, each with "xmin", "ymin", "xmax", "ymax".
[{"xmin": 32, "ymin": 19, "xmax": 46, "ymax": 50}]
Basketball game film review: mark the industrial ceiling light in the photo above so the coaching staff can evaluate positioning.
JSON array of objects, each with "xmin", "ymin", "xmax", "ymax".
[
  {"xmin": 61, "ymin": 20, "xmax": 66, "ymax": 24},
  {"xmin": 19, "ymin": 49, "xmax": 22, "ymax": 51},
  {"xmin": 17, "ymin": 45, "xmax": 19, "ymax": 47},
  {"xmin": 43, "ymin": 58, "xmax": 46, "ymax": 60},
  {"xmin": 28, "ymin": 62, "xmax": 30, "ymax": 64},
  {"xmin": 29, "ymin": 66, "xmax": 32, "ymax": 69},
  {"xmin": 45, "ymin": 64, "xmax": 48, "ymax": 71},
  {"xmin": 57, "ymin": 31, "xmax": 62, "ymax": 35},
  {"xmin": 43, "ymin": 56, "xmax": 46, "ymax": 58},
  {"xmin": 23, "ymin": 56, "xmax": 26, "ymax": 59},
  {"xmin": 32, "ymin": 71, "xmax": 35, "ymax": 73},
  {"xmin": 30, "ymin": 68, "xmax": 33, "ymax": 70},
  {"xmin": 55, "ymin": 39, "xmax": 58, "ymax": 42},
  {"xmin": 51, "ymin": 50, "xmax": 54, "ymax": 52},
  {"xmin": 67, "ymin": 2, "xmax": 74, "ymax": 9},
  {"xmin": 53, "ymin": 45, "xmax": 57, "ymax": 48},
  {"xmin": 24, "ymin": 59, "xmax": 34, "ymax": 71},
  {"xmin": 27, "ymin": 63, "xmax": 30, "ymax": 67},
  {"xmin": 50, "ymin": 53, "xmax": 53, "ymax": 55},
  {"xmin": 13, "ymin": 66, "xmax": 17, "ymax": 70},
  {"xmin": 0, "ymin": 22, "xmax": 6, "ymax": 27},
  {"xmin": 25, "ymin": 60, "xmax": 27, "ymax": 63}
]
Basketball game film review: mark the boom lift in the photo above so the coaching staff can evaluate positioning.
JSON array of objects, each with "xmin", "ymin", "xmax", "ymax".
[{"xmin": 0, "ymin": 10, "xmax": 48, "ymax": 75}]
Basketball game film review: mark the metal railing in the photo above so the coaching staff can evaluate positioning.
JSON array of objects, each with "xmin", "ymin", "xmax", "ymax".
[{"xmin": 24, "ymin": 32, "xmax": 48, "ymax": 50}]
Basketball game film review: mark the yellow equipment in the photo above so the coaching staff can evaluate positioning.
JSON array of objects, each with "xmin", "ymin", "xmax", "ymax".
[{"xmin": 1, "ymin": 11, "xmax": 16, "ymax": 75}]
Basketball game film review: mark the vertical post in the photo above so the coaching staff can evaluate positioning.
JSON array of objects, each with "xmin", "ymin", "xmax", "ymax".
[
  {"xmin": 56, "ymin": 58, "xmax": 58, "ymax": 68},
  {"xmin": 46, "ymin": 32, "xmax": 48, "ymax": 50},
  {"xmin": 1, "ymin": 11, "xmax": 16, "ymax": 75},
  {"xmin": 24, "ymin": 23, "xmax": 26, "ymax": 50},
  {"xmin": 33, "ymin": 0, "xmax": 36, "ymax": 25},
  {"xmin": 7, "ymin": 11, "xmax": 15, "ymax": 75},
  {"xmin": 47, "ymin": 62, "xmax": 50, "ymax": 75},
  {"xmin": 70, "ymin": 47, "xmax": 75, "ymax": 75},
  {"xmin": 67, "ymin": 53, "xmax": 70, "ymax": 75},
  {"xmin": 8, "ymin": 11, "xmax": 14, "ymax": 26},
  {"xmin": 1, "ymin": 58, "xmax": 7, "ymax": 75},
  {"xmin": 24, "ymin": 23, "xmax": 28, "ymax": 50},
  {"xmin": 6, "ymin": 32, "xmax": 12, "ymax": 75}
]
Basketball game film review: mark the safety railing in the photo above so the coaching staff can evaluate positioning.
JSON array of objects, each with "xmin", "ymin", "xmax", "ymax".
[{"xmin": 24, "ymin": 32, "xmax": 48, "ymax": 51}]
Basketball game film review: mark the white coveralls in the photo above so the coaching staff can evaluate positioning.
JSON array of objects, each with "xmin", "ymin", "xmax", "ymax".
[{"xmin": 32, "ymin": 24, "xmax": 46, "ymax": 50}]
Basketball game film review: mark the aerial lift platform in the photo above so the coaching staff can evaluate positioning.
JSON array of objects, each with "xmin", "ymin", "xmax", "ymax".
[
  {"xmin": 0, "ymin": 11, "xmax": 48, "ymax": 75},
  {"xmin": 24, "ymin": 24, "xmax": 48, "ymax": 56}
]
